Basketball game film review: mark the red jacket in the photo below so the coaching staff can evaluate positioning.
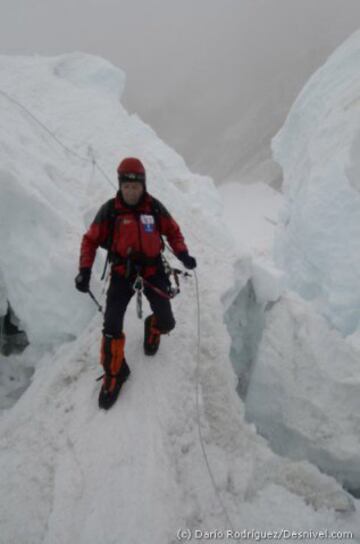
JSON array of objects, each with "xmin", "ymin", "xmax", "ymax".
[{"xmin": 79, "ymin": 192, "xmax": 188, "ymax": 277}]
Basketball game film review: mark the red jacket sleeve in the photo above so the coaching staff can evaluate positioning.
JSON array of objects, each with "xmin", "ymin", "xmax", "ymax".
[
  {"xmin": 156, "ymin": 200, "xmax": 188, "ymax": 255},
  {"xmin": 79, "ymin": 200, "xmax": 112, "ymax": 269}
]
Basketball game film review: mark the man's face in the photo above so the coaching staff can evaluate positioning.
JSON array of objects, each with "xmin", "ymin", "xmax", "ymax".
[{"xmin": 120, "ymin": 181, "xmax": 144, "ymax": 206}]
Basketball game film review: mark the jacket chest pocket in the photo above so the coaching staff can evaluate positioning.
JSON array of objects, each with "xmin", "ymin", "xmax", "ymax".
[{"xmin": 113, "ymin": 216, "xmax": 138, "ymax": 252}]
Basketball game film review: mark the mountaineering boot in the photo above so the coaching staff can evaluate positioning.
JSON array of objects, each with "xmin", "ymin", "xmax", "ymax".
[
  {"xmin": 98, "ymin": 360, "xmax": 130, "ymax": 410},
  {"xmin": 144, "ymin": 314, "xmax": 161, "ymax": 356},
  {"xmin": 98, "ymin": 333, "xmax": 130, "ymax": 410}
]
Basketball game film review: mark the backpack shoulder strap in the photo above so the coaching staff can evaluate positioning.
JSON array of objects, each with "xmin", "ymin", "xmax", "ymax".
[
  {"xmin": 97, "ymin": 198, "xmax": 116, "ymax": 250},
  {"xmin": 151, "ymin": 196, "xmax": 171, "ymax": 219},
  {"xmin": 106, "ymin": 198, "xmax": 132, "ymax": 250},
  {"xmin": 150, "ymin": 197, "xmax": 168, "ymax": 248}
]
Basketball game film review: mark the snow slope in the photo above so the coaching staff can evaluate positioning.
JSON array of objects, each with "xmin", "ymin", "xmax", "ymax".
[{"xmin": 0, "ymin": 53, "xmax": 358, "ymax": 543}]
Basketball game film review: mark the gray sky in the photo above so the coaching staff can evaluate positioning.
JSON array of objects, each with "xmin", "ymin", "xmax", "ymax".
[{"xmin": 1, "ymin": 1, "xmax": 360, "ymax": 183}]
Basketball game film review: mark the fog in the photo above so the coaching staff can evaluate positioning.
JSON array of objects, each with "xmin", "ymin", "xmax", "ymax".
[{"xmin": 1, "ymin": 0, "xmax": 360, "ymax": 183}]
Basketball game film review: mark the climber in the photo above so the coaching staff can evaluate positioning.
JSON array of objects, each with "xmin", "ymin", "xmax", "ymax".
[{"xmin": 75, "ymin": 157, "xmax": 196, "ymax": 409}]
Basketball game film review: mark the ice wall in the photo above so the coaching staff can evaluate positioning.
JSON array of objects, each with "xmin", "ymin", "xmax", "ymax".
[
  {"xmin": 237, "ymin": 30, "xmax": 360, "ymax": 494},
  {"xmin": 245, "ymin": 292, "xmax": 360, "ymax": 495},
  {"xmin": 272, "ymin": 30, "xmax": 360, "ymax": 336}
]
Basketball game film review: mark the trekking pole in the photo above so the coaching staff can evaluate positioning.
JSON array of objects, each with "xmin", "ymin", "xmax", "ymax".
[{"xmin": 88, "ymin": 289, "xmax": 103, "ymax": 313}]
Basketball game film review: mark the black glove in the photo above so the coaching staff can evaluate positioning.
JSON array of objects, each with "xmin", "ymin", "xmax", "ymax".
[
  {"xmin": 177, "ymin": 251, "xmax": 197, "ymax": 270},
  {"xmin": 75, "ymin": 268, "xmax": 91, "ymax": 293}
]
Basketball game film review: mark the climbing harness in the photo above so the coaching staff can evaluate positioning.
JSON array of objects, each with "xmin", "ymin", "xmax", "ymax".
[{"xmin": 130, "ymin": 254, "xmax": 191, "ymax": 320}]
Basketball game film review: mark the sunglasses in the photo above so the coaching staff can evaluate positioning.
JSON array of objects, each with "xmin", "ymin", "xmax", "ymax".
[{"xmin": 118, "ymin": 172, "xmax": 145, "ymax": 182}]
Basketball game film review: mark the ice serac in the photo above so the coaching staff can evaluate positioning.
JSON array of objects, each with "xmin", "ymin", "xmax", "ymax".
[
  {"xmin": 272, "ymin": 29, "xmax": 360, "ymax": 336},
  {"xmin": 53, "ymin": 52, "xmax": 126, "ymax": 98},
  {"xmin": 245, "ymin": 292, "xmax": 360, "ymax": 495},
  {"xmin": 241, "ymin": 30, "xmax": 360, "ymax": 495}
]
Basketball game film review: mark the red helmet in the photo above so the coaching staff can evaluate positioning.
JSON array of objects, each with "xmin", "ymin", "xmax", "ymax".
[{"xmin": 117, "ymin": 157, "xmax": 146, "ymax": 186}]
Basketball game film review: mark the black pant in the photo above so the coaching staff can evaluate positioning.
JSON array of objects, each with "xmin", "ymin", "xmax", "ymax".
[{"xmin": 103, "ymin": 272, "xmax": 176, "ymax": 338}]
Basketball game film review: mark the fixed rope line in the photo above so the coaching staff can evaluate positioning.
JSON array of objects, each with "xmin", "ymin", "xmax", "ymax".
[
  {"xmin": 163, "ymin": 242, "xmax": 235, "ymax": 526},
  {"xmin": 0, "ymin": 88, "xmax": 116, "ymax": 190},
  {"xmin": 193, "ymin": 271, "xmax": 235, "ymax": 530}
]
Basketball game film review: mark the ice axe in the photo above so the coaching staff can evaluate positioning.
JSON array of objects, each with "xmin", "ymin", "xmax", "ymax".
[{"xmin": 88, "ymin": 289, "xmax": 103, "ymax": 313}]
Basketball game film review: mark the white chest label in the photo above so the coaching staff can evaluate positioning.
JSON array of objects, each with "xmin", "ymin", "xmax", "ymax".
[{"xmin": 140, "ymin": 214, "xmax": 155, "ymax": 232}]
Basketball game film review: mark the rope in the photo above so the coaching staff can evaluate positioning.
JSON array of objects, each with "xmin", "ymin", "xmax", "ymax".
[
  {"xmin": 193, "ymin": 270, "xmax": 235, "ymax": 530},
  {"xmin": 0, "ymin": 88, "xmax": 116, "ymax": 190},
  {"xmin": 163, "ymin": 243, "xmax": 235, "ymax": 525}
]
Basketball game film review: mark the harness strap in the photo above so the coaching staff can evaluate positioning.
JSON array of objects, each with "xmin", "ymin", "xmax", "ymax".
[
  {"xmin": 131, "ymin": 271, "xmax": 171, "ymax": 300},
  {"xmin": 142, "ymin": 278, "xmax": 172, "ymax": 300},
  {"xmin": 110, "ymin": 253, "xmax": 162, "ymax": 267}
]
